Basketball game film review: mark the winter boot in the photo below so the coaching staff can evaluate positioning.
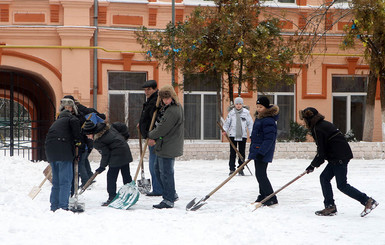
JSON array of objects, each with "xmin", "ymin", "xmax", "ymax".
[
  {"xmin": 101, "ymin": 198, "xmax": 113, "ymax": 207},
  {"xmin": 315, "ymin": 204, "xmax": 337, "ymax": 216},
  {"xmin": 238, "ymin": 169, "xmax": 245, "ymax": 176},
  {"xmin": 263, "ymin": 197, "xmax": 278, "ymax": 207},
  {"xmin": 361, "ymin": 197, "xmax": 379, "ymax": 217},
  {"xmin": 229, "ymin": 170, "xmax": 235, "ymax": 176}
]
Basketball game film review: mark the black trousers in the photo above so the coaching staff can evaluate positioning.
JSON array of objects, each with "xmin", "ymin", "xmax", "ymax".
[
  {"xmin": 228, "ymin": 137, "xmax": 246, "ymax": 171},
  {"xmin": 107, "ymin": 164, "xmax": 132, "ymax": 200},
  {"xmin": 254, "ymin": 157, "xmax": 277, "ymax": 202},
  {"xmin": 320, "ymin": 160, "xmax": 369, "ymax": 207}
]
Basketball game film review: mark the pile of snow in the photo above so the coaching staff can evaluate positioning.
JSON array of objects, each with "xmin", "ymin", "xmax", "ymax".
[{"xmin": 0, "ymin": 156, "xmax": 384, "ymax": 245}]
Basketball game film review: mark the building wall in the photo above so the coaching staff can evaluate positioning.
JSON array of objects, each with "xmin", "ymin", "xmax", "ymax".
[{"xmin": 0, "ymin": 0, "xmax": 382, "ymax": 141}]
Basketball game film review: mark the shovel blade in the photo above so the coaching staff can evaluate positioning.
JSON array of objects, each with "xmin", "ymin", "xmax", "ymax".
[
  {"xmin": 186, "ymin": 197, "xmax": 207, "ymax": 211},
  {"xmin": 28, "ymin": 186, "xmax": 41, "ymax": 200},
  {"xmin": 108, "ymin": 181, "xmax": 140, "ymax": 209},
  {"xmin": 137, "ymin": 177, "xmax": 151, "ymax": 194}
]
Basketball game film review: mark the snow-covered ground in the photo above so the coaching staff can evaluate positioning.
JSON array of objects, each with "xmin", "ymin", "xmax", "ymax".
[{"xmin": 1, "ymin": 156, "xmax": 384, "ymax": 245}]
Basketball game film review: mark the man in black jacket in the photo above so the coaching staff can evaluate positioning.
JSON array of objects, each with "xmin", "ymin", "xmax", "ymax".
[
  {"xmin": 138, "ymin": 80, "xmax": 163, "ymax": 196},
  {"xmin": 300, "ymin": 107, "xmax": 378, "ymax": 217},
  {"xmin": 45, "ymin": 99, "xmax": 81, "ymax": 211}
]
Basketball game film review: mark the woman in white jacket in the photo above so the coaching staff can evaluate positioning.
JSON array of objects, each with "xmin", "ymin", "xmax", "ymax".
[{"xmin": 222, "ymin": 97, "xmax": 253, "ymax": 175}]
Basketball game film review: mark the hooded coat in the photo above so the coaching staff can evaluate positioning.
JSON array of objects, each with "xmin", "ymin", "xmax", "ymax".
[
  {"xmin": 93, "ymin": 124, "xmax": 133, "ymax": 169},
  {"xmin": 248, "ymin": 105, "xmax": 279, "ymax": 163},
  {"xmin": 305, "ymin": 113, "xmax": 353, "ymax": 167},
  {"xmin": 148, "ymin": 85, "xmax": 184, "ymax": 158},
  {"xmin": 45, "ymin": 110, "xmax": 81, "ymax": 162}
]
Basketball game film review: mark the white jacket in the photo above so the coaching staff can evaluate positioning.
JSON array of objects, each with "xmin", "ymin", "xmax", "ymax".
[{"xmin": 223, "ymin": 107, "xmax": 253, "ymax": 140}]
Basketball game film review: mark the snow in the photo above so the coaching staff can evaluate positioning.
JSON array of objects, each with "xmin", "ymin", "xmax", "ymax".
[{"xmin": 1, "ymin": 155, "xmax": 384, "ymax": 245}]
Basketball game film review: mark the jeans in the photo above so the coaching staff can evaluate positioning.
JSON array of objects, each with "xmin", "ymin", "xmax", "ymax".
[
  {"xmin": 254, "ymin": 158, "xmax": 277, "ymax": 202},
  {"xmin": 149, "ymin": 145, "xmax": 163, "ymax": 194},
  {"xmin": 107, "ymin": 164, "xmax": 132, "ymax": 200},
  {"xmin": 78, "ymin": 151, "xmax": 91, "ymax": 186},
  {"xmin": 229, "ymin": 137, "xmax": 246, "ymax": 171},
  {"xmin": 155, "ymin": 157, "xmax": 176, "ymax": 205},
  {"xmin": 50, "ymin": 161, "xmax": 73, "ymax": 211},
  {"xmin": 320, "ymin": 161, "xmax": 369, "ymax": 207}
]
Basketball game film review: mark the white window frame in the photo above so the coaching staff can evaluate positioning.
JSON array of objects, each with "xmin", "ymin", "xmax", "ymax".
[{"xmin": 184, "ymin": 90, "xmax": 220, "ymax": 142}]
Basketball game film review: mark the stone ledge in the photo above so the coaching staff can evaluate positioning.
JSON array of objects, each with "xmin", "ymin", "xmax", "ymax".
[{"xmin": 88, "ymin": 141, "xmax": 385, "ymax": 162}]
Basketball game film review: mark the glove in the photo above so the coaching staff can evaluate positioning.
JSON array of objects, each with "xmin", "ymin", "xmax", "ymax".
[
  {"xmin": 95, "ymin": 167, "xmax": 105, "ymax": 174},
  {"xmin": 306, "ymin": 164, "xmax": 315, "ymax": 174}
]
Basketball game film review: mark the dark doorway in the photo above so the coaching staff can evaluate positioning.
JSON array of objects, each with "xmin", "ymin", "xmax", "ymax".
[{"xmin": 0, "ymin": 68, "xmax": 56, "ymax": 161}]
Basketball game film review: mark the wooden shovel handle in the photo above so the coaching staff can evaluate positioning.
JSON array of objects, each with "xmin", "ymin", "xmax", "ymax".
[{"xmin": 134, "ymin": 95, "xmax": 161, "ymax": 181}]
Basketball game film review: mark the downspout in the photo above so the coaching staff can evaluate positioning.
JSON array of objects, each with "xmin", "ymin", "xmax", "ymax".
[{"xmin": 93, "ymin": 0, "xmax": 98, "ymax": 110}]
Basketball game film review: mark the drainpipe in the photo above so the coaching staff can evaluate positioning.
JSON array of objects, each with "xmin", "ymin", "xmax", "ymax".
[
  {"xmin": 171, "ymin": 0, "xmax": 175, "ymax": 87},
  {"xmin": 93, "ymin": 0, "xmax": 98, "ymax": 110}
]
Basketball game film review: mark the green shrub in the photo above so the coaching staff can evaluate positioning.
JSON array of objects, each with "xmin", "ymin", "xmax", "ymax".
[{"xmin": 288, "ymin": 120, "xmax": 309, "ymax": 142}]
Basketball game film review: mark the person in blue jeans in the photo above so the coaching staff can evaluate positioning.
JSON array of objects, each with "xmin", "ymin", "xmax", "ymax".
[
  {"xmin": 148, "ymin": 85, "xmax": 184, "ymax": 209},
  {"xmin": 45, "ymin": 99, "xmax": 81, "ymax": 212},
  {"xmin": 138, "ymin": 79, "xmax": 163, "ymax": 196}
]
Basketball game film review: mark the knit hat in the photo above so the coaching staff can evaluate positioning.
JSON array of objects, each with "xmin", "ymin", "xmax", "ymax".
[
  {"xmin": 59, "ymin": 98, "xmax": 78, "ymax": 115},
  {"xmin": 142, "ymin": 80, "xmax": 158, "ymax": 89},
  {"xmin": 299, "ymin": 107, "xmax": 319, "ymax": 120},
  {"xmin": 256, "ymin": 96, "xmax": 270, "ymax": 108},
  {"xmin": 234, "ymin": 97, "xmax": 244, "ymax": 105},
  {"xmin": 83, "ymin": 120, "xmax": 106, "ymax": 134}
]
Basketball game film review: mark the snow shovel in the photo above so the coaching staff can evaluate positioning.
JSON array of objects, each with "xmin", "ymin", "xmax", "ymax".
[
  {"xmin": 252, "ymin": 170, "xmax": 307, "ymax": 211},
  {"xmin": 109, "ymin": 96, "xmax": 160, "ymax": 209},
  {"xmin": 136, "ymin": 127, "xmax": 151, "ymax": 194},
  {"xmin": 186, "ymin": 159, "xmax": 252, "ymax": 211},
  {"xmin": 43, "ymin": 164, "xmax": 52, "ymax": 183},
  {"xmin": 28, "ymin": 166, "xmax": 52, "ymax": 200},
  {"xmin": 217, "ymin": 121, "xmax": 253, "ymax": 176},
  {"xmin": 69, "ymin": 147, "xmax": 85, "ymax": 212},
  {"xmin": 78, "ymin": 172, "xmax": 99, "ymax": 195}
]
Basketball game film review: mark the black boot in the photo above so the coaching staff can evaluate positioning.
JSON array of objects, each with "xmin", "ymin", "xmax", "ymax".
[{"xmin": 315, "ymin": 204, "xmax": 337, "ymax": 216}]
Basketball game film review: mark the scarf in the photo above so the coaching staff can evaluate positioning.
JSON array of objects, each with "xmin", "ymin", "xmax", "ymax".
[{"xmin": 235, "ymin": 108, "xmax": 243, "ymax": 141}]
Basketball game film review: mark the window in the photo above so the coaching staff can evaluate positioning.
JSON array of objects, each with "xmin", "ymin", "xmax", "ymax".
[
  {"xmin": 332, "ymin": 75, "xmax": 367, "ymax": 141},
  {"xmin": 184, "ymin": 73, "xmax": 220, "ymax": 140},
  {"xmin": 108, "ymin": 72, "xmax": 147, "ymax": 138},
  {"xmin": 258, "ymin": 78, "xmax": 295, "ymax": 140}
]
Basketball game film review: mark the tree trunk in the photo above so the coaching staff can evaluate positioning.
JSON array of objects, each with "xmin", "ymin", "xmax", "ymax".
[
  {"xmin": 227, "ymin": 69, "xmax": 234, "ymax": 103},
  {"xmin": 362, "ymin": 71, "xmax": 377, "ymax": 141},
  {"xmin": 237, "ymin": 58, "xmax": 243, "ymax": 97},
  {"xmin": 380, "ymin": 71, "xmax": 385, "ymax": 142}
]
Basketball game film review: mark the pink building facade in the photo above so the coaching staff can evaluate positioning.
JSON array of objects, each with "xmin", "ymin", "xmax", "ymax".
[{"xmin": 0, "ymin": 0, "xmax": 381, "ymax": 160}]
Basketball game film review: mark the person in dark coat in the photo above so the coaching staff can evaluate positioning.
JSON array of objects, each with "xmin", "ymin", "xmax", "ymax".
[
  {"xmin": 45, "ymin": 99, "xmax": 81, "ymax": 211},
  {"xmin": 248, "ymin": 96, "xmax": 279, "ymax": 207},
  {"xmin": 148, "ymin": 84, "xmax": 184, "ymax": 209},
  {"xmin": 138, "ymin": 79, "xmax": 163, "ymax": 196},
  {"xmin": 83, "ymin": 120, "xmax": 133, "ymax": 206},
  {"xmin": 63, "ymin": 95, "xmax": 106, "ymax": 187},
  {"xmin": 300, "ymin": 107, "xmax": 378, "ymax": 217}
]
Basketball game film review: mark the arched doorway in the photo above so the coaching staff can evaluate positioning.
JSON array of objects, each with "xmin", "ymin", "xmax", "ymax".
[{"xmin": 0, "ymin": 67, "xmax": 56, "ymax": 161}]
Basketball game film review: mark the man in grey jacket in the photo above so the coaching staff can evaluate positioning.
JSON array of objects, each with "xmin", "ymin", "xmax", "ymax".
[{"xmin": 148, "ymin": 84, "xmax": 184, "ymax": 209}]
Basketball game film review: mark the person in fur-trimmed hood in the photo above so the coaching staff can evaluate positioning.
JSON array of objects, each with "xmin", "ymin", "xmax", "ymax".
[
  {"xmin": 222, "ymin": 97, "xmax": 253, "ymax": 176},
  {"xmin": 248, "ymin": 96, "xmax": 279, "ymax": 207},
  {"xmin": 83, "ymin": 120, "xmax": 133, "ymax": 206},
  {"xmin": 148, "ymin": 84, "xmax": 184, "ymax": 209},
  {"xmin": 300, "ymin": 107, "xmax": 378, "ymax": 217}
]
